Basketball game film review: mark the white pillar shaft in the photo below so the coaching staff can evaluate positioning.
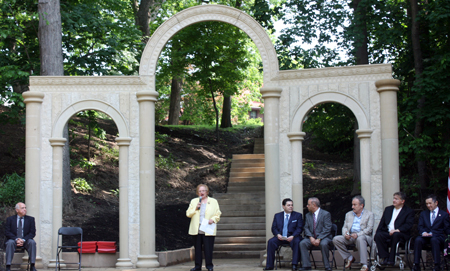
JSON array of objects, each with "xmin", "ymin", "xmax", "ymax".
[
  {"xmin": 136, "ymin": 91, "xmax": 159, "ymax": 268},
  {"xmin": 376, "ymin": 79, "xmax": 401, "ymax": 207},
  {"xmin": 260, "ymin": 87, "xmax": 282, "ymax": 242},
  {"xmin": 23, "ymin": 91, "xmax": 44, "ymax": 268},
  {"xmin": 48, "ymin": 139, "xmax": 66, "ymax": 267},
  {"xmin": 116, "ymin": 138, "xmax": 133, "ymax": 268},
  {"xmin": 287, "ymin": 132, "xmax": 306, "ymax": 213},
  {"xmin": 356, "ymin": 129, "xmax": 373, "ymax": 211}
]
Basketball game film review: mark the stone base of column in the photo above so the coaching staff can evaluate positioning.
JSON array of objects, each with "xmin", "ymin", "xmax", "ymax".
[
  {"xmin": 136, "ymin": 255, "xmax": 159, "ymax": 268},
  {"xmin": 116, "ymin": 258, "xmax": 133, "ymax": 268},
  {"xmin": 34, "ymin": 256, "xmax": 43, "ymax": 269},
  {"xmin": 47, "ymin": 259, "xmax": 66, "ymax": 269}
]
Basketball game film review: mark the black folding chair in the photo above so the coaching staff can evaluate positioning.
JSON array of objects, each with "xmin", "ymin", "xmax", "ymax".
[
  {"xmin": 55, "ymin": 227, "xmax": 83, "ymax": 271},
  {"xmin": 310, "ymin": 224, "xmax": 338, "ymax": 269}
]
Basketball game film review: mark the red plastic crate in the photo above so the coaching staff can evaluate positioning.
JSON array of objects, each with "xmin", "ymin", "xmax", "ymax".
[
  {"xmin": 78, "ymin": 241, "xmax": 97, "ymax": 253},
  {"xmin": 97, "ymin": 241, "xmax": 117, "ymax": 253}
]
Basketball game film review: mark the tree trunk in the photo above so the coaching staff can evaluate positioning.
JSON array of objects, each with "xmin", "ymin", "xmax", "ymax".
[
  {"xmin": 134, "ymin": 0, "xmax": 165, "ymax": 41},
  {"xmin": 210, "ymin": 80, "xmax": 219, "ymax": 143},
  {"xmin": 409, "ymin": 0, "xmax": 427, "ymax": 189},
  {"xmin": 220, "ymin": 96, "xmax": 232, "ymax": 128},
  {"xmin": 168, "ymin": 77, "xmax": 182, "ymax": 125},
  {"xmin": 352, "ymin": 0, "xmax": 369, "ymax": 65},
  {"xmin": 38, "ymin": 0, "xmax": 70, "ymax": 209}
]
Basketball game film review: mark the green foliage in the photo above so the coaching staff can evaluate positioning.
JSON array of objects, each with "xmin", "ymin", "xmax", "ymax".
[
  {"xmin": 72, "ymin": 178, "xmax": 93, "ymax": 193},
  {"xmin": 302, "ymin": 162, "xmax": 315, "ymax": 173},
  {"xmin": 155, "ymin": 132, "xmax": 170, "ymax": 144},
  {"xmin": 155, "ymin": 154, "xmax": 180, "ymax": 170},
  {"xmin": 71, "ymin": 157, "xmax": 96, "ymax": 170},
  {"xmin": 0, "ymin": 173, "xmax": 25, "ymax": 206},
  {"xmin": 303, "ymin": 103, "xmax": 356, "ymax": 158},
  {"xmin": 110, "ymin": 188, "xmax": 119, "ymax": 197}
]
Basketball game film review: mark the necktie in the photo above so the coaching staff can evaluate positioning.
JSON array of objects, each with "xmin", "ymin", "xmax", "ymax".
[
  {"xmin": 313, "ymin": 213, "xmax": 317, "ymax": 238},
  {"xmin": 431, "ymin": 210, "xmax": 436, "ymax": 225},
  {"xmin": 17, "ymin": 217, "xmax": 23, "ymax": 239},
  {"xmin": 282, "ymin": 214, "xmax": 289, "ymax": 236}
]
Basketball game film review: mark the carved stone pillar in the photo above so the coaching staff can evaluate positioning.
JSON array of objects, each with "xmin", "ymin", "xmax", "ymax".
[
  {"xmin": 376, "ymin": 79, "xmax": 401, "ymax": 207},
  {"xmin": 115, "ymin": 137, "xmax": 133, "ymax": 268},
  {"xmin": 48, "ymin": 138, "xmax": 67, "ymax": 268},
  {"xmin": 287, "ymin": 132, "xmax": 306, "ymax": 212},
  {"xmin": 260, "ymin": 86, "xmax": 282, "ymax": 242},
  {"xmin": 136, "ymin": 91, "xmax": 159, "ymax": 268},
  {"xmin": 22, "ymin": 91, "xmax": 45, "ymax": 268},
  {"xmin": 356, "ymin": 129, "xmax": 373, "ymax": 211}
]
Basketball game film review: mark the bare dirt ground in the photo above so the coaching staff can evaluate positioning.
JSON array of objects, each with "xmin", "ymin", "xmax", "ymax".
[{"xmin": 0, "ymin": 106, "xmax": 356, "ymax": 251}]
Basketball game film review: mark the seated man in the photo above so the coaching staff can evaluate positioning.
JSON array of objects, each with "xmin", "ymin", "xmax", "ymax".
[
  {"xmin": 374, "ymin": 191, "xmax": 414, "ymax": 266},
  {"xmin": 264, "ymin": 198, "xmax": 303, "ymax": 271},
  {"xmin": 412, "ymin": 195, "xmax": 450, "ymax": 271},
  {"xmin": 300, "ymin": 197, "xmax": 333, "ymax": 271},
  {"xmin": 5, "ymin": 202, "xmax": 37, "ymax": 271},
  {"xmin": 333, "ymin": 195, "xmax": 374, "ymax": 271}
]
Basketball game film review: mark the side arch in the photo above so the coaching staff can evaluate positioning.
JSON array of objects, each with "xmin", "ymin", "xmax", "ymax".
[
  {"xmin": 291, "ymin": 92, "xmax": 370, "ymax": 132},
  {"xmin": 52, "ymin": 100, "xmax": 130, "ymax": 138},
  {"xmin": 139, "ymin": 4, "xmax": 279, "ymax": 84}
]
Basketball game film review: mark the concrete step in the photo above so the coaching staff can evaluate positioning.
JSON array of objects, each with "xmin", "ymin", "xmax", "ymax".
[
  {"xmin": 215, "ymin": 236, "xmax": 266, "ymax": 244},
  {"xmin": 221, "ymin": 210, "xmax": 265, "ymax": 217},
  {"xmin": 219, "ymin": 217, "xmax": 266, "ymax": 224},
  {"xmin": 230, "ymin": 172, "xmax": 265, "ymax": 177},
  {"xmin": 214, "ymin": 192, "xmax": 264, "ymax": 199},
  {"xmin": 228, "ymin": 180, "xmax": 265, "ymax": 187},
  {"xmin": 233, "ymin": 154, "xmax": 265, "ymax": 159},
  {"xmin": 218, "ymin": 199, "xmax": 265, "ymax": 206},
  {"xmin": 219, "ymin": 205, "xmax": 265, "ymax": 212},
  {"xmin": 217, "ymin": 223, "xmax": 266, "ymax": 230},
  {"xmin": 217, "ymin": 230, "xmax": 266, "ymax": 237},
  {"xmin": 230, "ymin": 167, "xmax": 265, "ymax": 173},
  {"xmin": 213, "ymin": 250, "xmax": 261, "ymax": 258},
  {"xmin": 213, "ymin": 243, "xmax": 266, "ymax": 251},
  {"xmin": 227, "ymin": 186, "xmax": 265, "ymax": 192},
  {"xmin": 229, "ymin": 177, "xmax": 265, "ymax": 183},
  {"xmin": 231, "ymin": 162, "xmax": 265, "ymax": 168}
]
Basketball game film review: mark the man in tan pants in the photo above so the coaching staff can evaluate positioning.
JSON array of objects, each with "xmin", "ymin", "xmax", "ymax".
[{"xmin": 333, "ymin": 196, "xmax": 374, "ymax": 271}]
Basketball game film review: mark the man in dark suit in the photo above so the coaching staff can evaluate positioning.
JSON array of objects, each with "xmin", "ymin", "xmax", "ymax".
[
  {"xmin": 263, "ymin": 198, "xmax": 303, "ymax": 271},
  {"xmin": 412, "ymin": 195, "xmax": 450, "ymax": 271},
  {"xmin": 374, "ymin": 191, "xmax": 414, "ymax": 266},
  {"xmin": 300, "ymin": 197, "xmax": 333, "ymax": 271},
  {"xmin": 4, "ymin": 202, "xmax": 37, "ymax": 271}
]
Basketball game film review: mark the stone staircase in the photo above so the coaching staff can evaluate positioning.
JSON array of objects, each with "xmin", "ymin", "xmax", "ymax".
[{"xmin": 213, "ymin": 138, "xmax": 266, "ymax": 258}]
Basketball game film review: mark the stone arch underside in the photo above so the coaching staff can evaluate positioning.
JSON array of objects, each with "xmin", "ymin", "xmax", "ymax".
[
  {"xmin": 139, "ymin": 4, "xmax": 279, "ymax": 86},
  {"xmin": 290, "ymin": 92, "xmax": 370, "ymax": 132},
  {"xmin": 52, "ymin": 99, "xmax": 130, "ymax": 138}
]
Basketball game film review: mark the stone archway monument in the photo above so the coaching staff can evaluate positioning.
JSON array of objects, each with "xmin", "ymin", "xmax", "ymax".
[{"xmin": 24, "ymin": 4, "xmax": 400, "ymax": 268}]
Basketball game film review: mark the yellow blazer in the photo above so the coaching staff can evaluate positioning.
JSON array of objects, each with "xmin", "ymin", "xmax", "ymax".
[{"xmin": 186, "ymin": 197, "xmax": 221, "ymax": 236}]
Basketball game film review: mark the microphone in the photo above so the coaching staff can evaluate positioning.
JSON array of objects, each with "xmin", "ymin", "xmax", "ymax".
[{"xmin": 197, "ymin": 196, "xmax": 202, "ymax": 210}]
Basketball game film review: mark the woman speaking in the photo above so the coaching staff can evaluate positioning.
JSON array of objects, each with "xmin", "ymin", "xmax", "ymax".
[{"xmin": 186, "ymin": 184, "xmax": 221, "ymax": 271}]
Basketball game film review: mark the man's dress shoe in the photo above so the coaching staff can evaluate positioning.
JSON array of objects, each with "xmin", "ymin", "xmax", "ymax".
[
  {"xmin": 412, "ymin": 264, "xmax": 421, "ymax": 271},
  {"xmin": 6, "ymin": 265, "xmax": 11, "ymax": 271},
  {"xmin": 30, "ymin": 266, "xmax": 37, "ymax": 271},
  {"xmin": 262, "ymin": 268, "xmax": 274, "ymax": 271},
  {"xmin": 345, "ymin": 258, "xmax": 355, "ymax": 269},
  {"xmin": 300, "ymin": 268, "xmax": 312, "ymax": 271},
  {"xmin": 190, "ymin": 268, "xmax": 201, "ymax": 271},
  {"xmin": 292, "ymin": 264, "xmax": 298, "ymax": 271},
  {"xmin": 325, "ymin": 267, "xmax": 332, "ymax": 271}
]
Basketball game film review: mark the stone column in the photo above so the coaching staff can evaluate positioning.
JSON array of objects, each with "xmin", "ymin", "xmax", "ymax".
[
  {"xmin": 22, "ymin": 91, "xmax": 45, "ymax": 268},
  {"xmin": 260, "ymin": 86, "xmax": 282, "ymax": 242},
  {"xmin": 376, "ymin": 79, "xmax": 401, "ymax": 207},
  {"xmin": 287, "ymin": 132, "xmax": 306, "ymax": 212},
  {"xmin": 48, "ymin": 138, "xmax": 67, "ymax": 268},
  {"xmin": 136, "ymin": 91, "xmax": 159, "ymax": 268},
  {"xmin": 115, "ymin": 137, "xmax": 133, "ymax": 268},
  {"xmin": 356, "ymin": 129, "xmax": 373, "ymax": 211}
]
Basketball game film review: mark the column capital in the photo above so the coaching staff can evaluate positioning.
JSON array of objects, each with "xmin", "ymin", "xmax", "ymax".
[
  {"xmin": 287, "ymin": 132, "xmax": 306, "ymax": 141},
  {"xmin": 116, "ymin": 137, "xmax": 132, "ymax": 146},
  {"xmin": 375, "ymin": 79, "xmax": 401, "ymax": 93},
  {"xmin": 356, "ymin": 129, "xmax": 373, "ymax": 138},
  {"xmin": 23, "ymin": 91, "xmax": 45, "ymax": 103},
  {"xmin": 49, "ymin": 138, "xmax": 67, "ymax": 147},
  {"xmin": 136, "ymin": 91, "xmax": 158, "ymax": 102},
  {"xmin": 260, "ymin": 87, "xmax": 282, "ymax": 99}
]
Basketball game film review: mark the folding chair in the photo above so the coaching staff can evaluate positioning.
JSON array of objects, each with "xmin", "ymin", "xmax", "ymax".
[
  {"xmin": 310, "ymin": 224, "xmax": 338, "ymax": 269},
  {"xmin": 275, "ymin": 243, "xmax": 293, "ymax": 270},
  {"xmin": 55, "ymin": 227, "xmax": 83, "ymax": 271},
  {"xmin": 371, "ymin": 237, "xmax": 410, "ymax": 271}
]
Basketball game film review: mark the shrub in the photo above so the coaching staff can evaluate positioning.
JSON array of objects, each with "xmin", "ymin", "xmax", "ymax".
[
  {"xmin": 71, "ymin": 178, "xmax": 93, "ymax": 193},
  {"xmin": 0, "ymin": 173, "xmax": 25, "ymax": 206}
]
